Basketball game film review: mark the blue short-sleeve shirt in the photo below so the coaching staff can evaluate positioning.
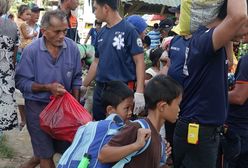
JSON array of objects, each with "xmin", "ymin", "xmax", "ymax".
[
  {"xmin": 15, "ymin": 37, "xmax": 82, "ymax": 103},
  {"xmin": 168, "ymin": 26, "xmax": 228, "ymax": 125},
  {"xmin": 227, "ymin": 55, "xmax": 248, "ymax": 135},
  {"xmin": 95, "ymin": 19, "xmax": 144, "ymax": 83},
  {"xmin": 89, "ymin": 28, "xmax": 97, "ymax": 46}
]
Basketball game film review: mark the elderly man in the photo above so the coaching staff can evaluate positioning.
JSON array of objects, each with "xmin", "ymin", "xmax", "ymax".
[
  {"xmin": 15, "ymin": 10, "xmax": 82, "ymax": 168},
  {"xmin": 27, "ymin": 3, "xmax": 44, "ymax": 41}
]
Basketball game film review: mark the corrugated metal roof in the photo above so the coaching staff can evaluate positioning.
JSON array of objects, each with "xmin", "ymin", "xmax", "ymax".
[{"xmin": 122, "ymin": 0, "xmax": 180, "ymax": 7}]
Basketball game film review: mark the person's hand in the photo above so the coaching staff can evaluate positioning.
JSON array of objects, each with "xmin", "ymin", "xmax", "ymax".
[
  {"xmin": 165, "ymin": 141, "xmax": 172, "ymax": 158},
  {"xmin": 133, "ymin": 128, "xmax": 151, "ymax": 150},
  {"xmin": 80, "ymin": 85, "xmax": 87, "ymax": 97},
  {"xmin": 160, "ymin": 54, "xmax": 170, "ymax": 67},
  {"xmin": 49, "ymin": 83, "xmax": 66, "ymax": 97},
  {"xmin": 233, "ymin": 19, "xmax": 248, "ymax": 43},
  {"xmin": 133, "ymin": 92, "xmax": 145, "ymax": 115},
  {"xmin": 33, "ymin": 31, "xmax": 38, "ymax": 37}
]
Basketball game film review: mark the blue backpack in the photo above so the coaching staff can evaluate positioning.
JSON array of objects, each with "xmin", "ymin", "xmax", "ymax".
[{"xmin": 57, "ymin": 114, "xmax": 166, "ymax": 168}]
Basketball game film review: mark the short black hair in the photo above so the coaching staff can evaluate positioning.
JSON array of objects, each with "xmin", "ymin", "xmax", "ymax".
[
  {"xmin": 154, "ymin": 23, "xmax": 159, "ymax": 29},
  {"xmin": 101, "ymin": 81, "xmax": 133, "ymax": 110},
  {"xmin": 95, "ymin": 20, "xmax": 102, "ymax": 25},
  {"xmin": 143, "ymin": 35, "xmax": 151, "ymax": 47},
  {"xmin": 149, "ymin": 47, "xmax": 163, "ymax": 66},
  {"xmin": 145, "ymin": 75, "xmax": 183, "ymax": 110},
  {"xmin": 96, "ymin": 0, "xmax": 118, "ymax": 10}
]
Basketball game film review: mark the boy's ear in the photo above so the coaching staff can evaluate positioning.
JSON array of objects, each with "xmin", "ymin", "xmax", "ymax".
[
  {"xmin": 157, "ymin": 101, "xmax": 168, "ymax": 112},
  {"xmin": 106, "ymin": 105, "xmax": 115, "ymax": 115}
]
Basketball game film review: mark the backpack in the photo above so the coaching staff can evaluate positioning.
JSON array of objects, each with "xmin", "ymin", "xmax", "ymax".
[{"xmin": 57, "ymin": 114, "xmax": 161, "ymax": 168}]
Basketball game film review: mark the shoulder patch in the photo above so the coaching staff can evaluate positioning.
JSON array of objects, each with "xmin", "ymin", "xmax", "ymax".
[{"xmin": 137, "ymin": 38, "xmax": 143, "ymax": 48}]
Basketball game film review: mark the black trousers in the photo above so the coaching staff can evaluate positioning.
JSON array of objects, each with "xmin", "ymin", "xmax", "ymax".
[{"xmin": 173, "ymin": 119, "xmax": 221, "ymax": 168}]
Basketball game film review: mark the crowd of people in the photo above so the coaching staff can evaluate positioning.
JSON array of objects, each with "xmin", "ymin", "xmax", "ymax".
[{"xmin": 0, "ymin": 0, "xmax": 248, "ymax": 168}]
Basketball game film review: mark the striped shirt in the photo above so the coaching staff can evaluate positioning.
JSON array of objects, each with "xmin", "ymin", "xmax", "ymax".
[{"xmin": 148, "ymin": 30, "xmax": 161, "ymax": 48}]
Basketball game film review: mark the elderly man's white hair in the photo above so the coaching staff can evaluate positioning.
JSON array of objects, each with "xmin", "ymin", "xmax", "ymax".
[{"xmin": 0, "ymin": 0, "xmax": 11, "ymax": 16}]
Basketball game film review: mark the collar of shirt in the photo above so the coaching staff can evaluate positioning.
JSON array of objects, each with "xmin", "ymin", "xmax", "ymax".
[{"xmin": 40, "ymin": 36, "xmax": 67, "ymax": 51}]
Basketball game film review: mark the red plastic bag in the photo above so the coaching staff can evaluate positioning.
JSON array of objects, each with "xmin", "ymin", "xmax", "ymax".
[{"xmin": 40, "ymin": 92, "xmax": 92, "ymax": 142}]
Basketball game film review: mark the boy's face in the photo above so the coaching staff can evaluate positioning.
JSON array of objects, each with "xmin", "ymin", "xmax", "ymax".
[
  {"xmin": 162, "ymin": 95, "xmax": 182, "ymax": 123},
  {"xmin": 109, "ymin": 97, "xmax": 134, "ymax": 121}
]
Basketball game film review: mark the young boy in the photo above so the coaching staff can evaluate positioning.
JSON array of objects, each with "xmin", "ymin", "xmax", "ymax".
[
  {"xmin": 101, "ymin": 81, "xmax": 134, "ymax": 121},
  {"xmin": 99, "ymin": 75, "xmax": 183, "ymax": 168},
  {"xmin": 58, "ymin": 81, "xmax": 134, "ymax": 167}
]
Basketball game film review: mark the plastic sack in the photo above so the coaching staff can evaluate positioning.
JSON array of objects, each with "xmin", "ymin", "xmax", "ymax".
[
  {"xmin": 179, "ymin": 0, "xmax": 224, "ymax": 35},
  {"xmin": 40, "ymin": 92, "xmax": 92, "ymax": 142},
  {"xmin": 77, "ymin": 44, "xmax": 95, "ymax": 62}
]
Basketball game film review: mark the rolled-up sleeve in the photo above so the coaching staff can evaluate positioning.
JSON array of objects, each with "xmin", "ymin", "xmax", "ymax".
[{"xmin": 15, "ymin": 47, "xmax": 35, "ymax": 93}]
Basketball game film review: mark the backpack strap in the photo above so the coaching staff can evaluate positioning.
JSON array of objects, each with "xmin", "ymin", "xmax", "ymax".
[
  {"xmin": 112, "ymin": 119, "xmax": 151, "ymax": 168},
  {"xmin": 160, "ymin": 137, "xmax": 167, "ymax": 166},
  {"xmin": 106, "ymin": 114, "xmax": 125, "ymax": 135}
]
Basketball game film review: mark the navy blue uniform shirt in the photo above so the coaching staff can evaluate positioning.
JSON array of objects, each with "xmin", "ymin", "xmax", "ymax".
[
  {"xmin": 95, "ymin": 19, "xmax": 144, "ymax": 83},
  {"xmin": 168, "ymin": 26, "xmax": 228, "ymax": 125},
  {"xmin": 227, "ymin": 55, "xmax": 248, "ymax": 135}
]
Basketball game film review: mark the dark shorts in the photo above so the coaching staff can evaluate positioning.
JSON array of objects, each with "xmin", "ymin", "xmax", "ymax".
[{"xmin": 25, "ymin": 100, "xmax": 71, "ymax": 159}]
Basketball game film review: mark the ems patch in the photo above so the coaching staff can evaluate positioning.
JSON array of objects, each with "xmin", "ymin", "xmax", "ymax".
[{"xmin": 137, "ymin": 38, "xmax": 143, "ymax": 47}]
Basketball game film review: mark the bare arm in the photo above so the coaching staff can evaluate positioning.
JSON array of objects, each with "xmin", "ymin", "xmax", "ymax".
[
  {"xmin": 84, "ymin": 34, "xmax": 90, "ymax": 44},
  {"xmin": 99, "ymin": 143, "xmax": 140, "ymax": 163},
  {"xmin": 229, "ymin": 83, "xmax": 248, "ymax": 105},
  {"xmin": 225, "ymin": 42, "xmax": 234, "ymax": 69},
  {"xmin": 83, "ymin": 58, "xmax": 99, "ymax": 87},
  {"xmin": 212, "ymin": 0, "xmax": 247, "ymax": 51},
  {"xmin": 20, "ymin": 24, "xmax": 36, "ymax": 39},
  {"xmin": 31, "ymin": 82, "xmax": 66, "ymax": 97},
  {"xmin": 98, "ymin": 128, "xmax": 151, "ymax": 163},
  {"xmin": 133, "ymin": 53, "xmax": 145, "ymax": 93}
]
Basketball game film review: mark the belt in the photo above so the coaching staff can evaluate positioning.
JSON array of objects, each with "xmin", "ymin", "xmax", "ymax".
[{"xmin": 178, "ymin": 118, "xmax": 223, "ymax": 133}]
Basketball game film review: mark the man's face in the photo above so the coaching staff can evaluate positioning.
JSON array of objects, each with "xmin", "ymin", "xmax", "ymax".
[
  {"xmin": 42, "ymin": 17, "xmax": 68, "ymax": 47},
  {"xmin": 69, "ymin": 0, "xmax": 79, "ymax": 11},
  {"xmin": 93, "ymin": 2, "xmax": 106, "ymax": 22},
  {"xmin": 30, "ymin": 11, "xmax": 40, "ymax": 23},
  {"xmin": 160, "ymin": 29, "xmax": 169, "ymax": 39}
]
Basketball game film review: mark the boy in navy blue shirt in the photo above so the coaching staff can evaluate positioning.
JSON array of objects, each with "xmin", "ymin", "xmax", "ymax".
[
  {"xmin": 83, "ymin": 0, "xmax": 145, "ymax": 121},
  {"xmin": 224, "ymin": 54, "xmax": 248, "ymax": 167},
  {"xmin": 168, "ymin": 0, "xmax": 248, "ymax": 167}
]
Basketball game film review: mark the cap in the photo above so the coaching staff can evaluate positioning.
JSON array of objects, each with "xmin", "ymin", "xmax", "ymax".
[
  {"xmin": 126, "ymin": 15, "xmax": 147, "ymax": 35},
  {"xmin": 159, "ymin": 19, "xmax": 174, "ymax": 31},
  {"xmin": 30, "ymin": 3, "xmax": 44, "ymax": 12},
  {"xmin": 168, "ymin": 5, "xmax": 180, "ymax": 14}
]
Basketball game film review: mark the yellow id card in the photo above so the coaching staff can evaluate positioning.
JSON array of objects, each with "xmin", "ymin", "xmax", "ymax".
[{"xmin": 187, "ymin": 123, "xmax": 199, "ymax": 144}]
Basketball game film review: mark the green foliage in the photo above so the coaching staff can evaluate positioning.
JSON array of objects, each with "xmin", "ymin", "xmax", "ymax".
[{"xmin": 237, "ymin": 43, "xmax": 248, "ymax": 60}]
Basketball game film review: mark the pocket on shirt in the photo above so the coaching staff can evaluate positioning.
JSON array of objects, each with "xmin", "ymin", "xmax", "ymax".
[{"xmin": 64, "ymin": 64, "xmax": 74, "ymax": 79}]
